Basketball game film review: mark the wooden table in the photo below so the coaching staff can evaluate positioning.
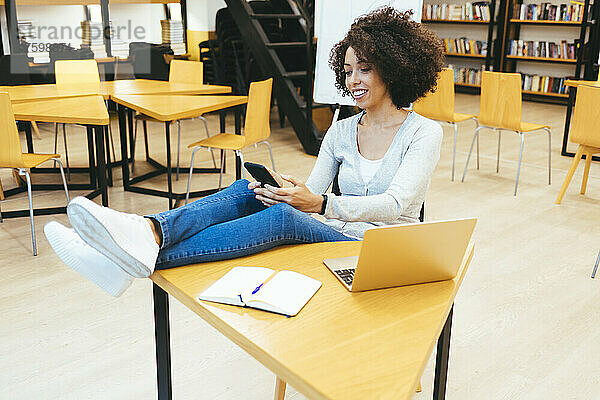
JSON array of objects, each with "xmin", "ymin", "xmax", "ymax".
[
  {"xmin": 6, "ymin": 96, "xmax": 110, "ymax": 217},
  {"xmin": 110, "ymin": 94, "xmax": 248, "ymax": 210},
  {"xmin": 150, "ymin": 241, "xmax": 475, "ymax": 400},
  {"xmin": 561, "ymin": 79, "xmax": 600, "ymax": 162}
]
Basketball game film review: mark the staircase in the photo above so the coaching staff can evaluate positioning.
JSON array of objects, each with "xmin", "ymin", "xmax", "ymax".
[{"xmin": 224, "ymin": 0, "xmax": 321, "ymax": 156}]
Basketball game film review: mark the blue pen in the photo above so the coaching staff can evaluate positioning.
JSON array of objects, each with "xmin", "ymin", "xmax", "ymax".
[{"xmin": 251, "ymin": 270, "xmax": 278, "ymax": 295}]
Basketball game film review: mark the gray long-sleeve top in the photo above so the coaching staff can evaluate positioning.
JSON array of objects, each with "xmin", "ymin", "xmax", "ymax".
[{"xmin": 305, "ymin": 110, "xmax": 443, "ymax": 239}]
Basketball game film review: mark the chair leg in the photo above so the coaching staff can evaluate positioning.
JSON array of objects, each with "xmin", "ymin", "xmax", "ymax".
[
  {"xmin": 261, "ymin": 140, "xmax": 276, "ymax": 172},
  {"xmin": 235, "ymin": 150, "xmax": 246, "ymax": 179},
  {"xmin": 52, "ymin": 158, "xmax": 70, "ymax": 203},
  {"xmin": 0, "ymin": 177, "xmax": 4, "ymax": 201},
  {"xmin": 199, "ymin": 115, "xmax": 217, "ymax": 168},
  {"xmin": 545, "ymin": 128, "xmax": 551, "ymax": 185},
  {"xmin": 476, "ymin": 129, "xmax": 480, "ymax": 170},
  {"xmin": 581, "ymin": 151, "xmax": 593, "ymax": 195},
  {"xmin": 274, "ymin": 377, "xmax": 286, "ymax": 400},
  {"xmin": 185, "ymin": 146, "xmax": 203, "ymax": 205},
  {"xmin": 218, "ymin": 150, "xmax": 225, "ymax": 190},
  {"xmin": 555, "ymin": 146, "xmax": 584, "ymax": 204},
  {"xmin": 22, "ymin": 169, "xmax": 37, "ymax": 256},
  {"xmin": 53, "ymin": 123, "xmax": 59, "ymax": 168},
  {"xmin": 461, "ymin": 126, "xmax": 482, "ymax": 182},
  {"xmin": 416, "ymin": 381, "xmax": 422, "ymax": 392},
  {"xmin": 108, "ymin": 118, "xmax": 117, "ymax": 162},
  {"xmin": 31, "ymin": 121, "xmax": 41, "ymax": 139},
  {"xmin": 176, "ymin": 120, "xmax": 181, "ymax": 181},
  {"xmin": 514, "ymin": 133, "xmax": 525, "ymax": 196},
  {"xmin": 496, "ymin": 128, "xmax": 501, "ymax": 173},
  {"xmin": 451, "ymin": 123, "xmax": 457, "ymax": 181},
  {"xmin": 62, "ymin": 123, "xmax": 70, "ymax": 181},
  {"xmin": 132, "ymin": 118, "xmax": 138, "ymax": 173}
]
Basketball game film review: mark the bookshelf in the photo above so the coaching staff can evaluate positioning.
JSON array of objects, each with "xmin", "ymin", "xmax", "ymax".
[
  {"xmin": 422, "ymin": 1, "xmax": 498, "ymax": 92},
  {"xmin": 501, "ymin": 0, "xmax": 598, "ymax": 104}
]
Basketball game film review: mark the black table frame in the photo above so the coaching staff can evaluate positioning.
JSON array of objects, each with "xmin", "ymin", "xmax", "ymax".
[
  {"xmin": 116, "ymin": 104, "xmax": 243, "ymax": 210},
  {"xmin": 1, "ymin": 122, "xmax": 109, "ymax": 219},
  {"xmin": 151, "ymin": 285, "xmax": 455, "ymax": 400}
]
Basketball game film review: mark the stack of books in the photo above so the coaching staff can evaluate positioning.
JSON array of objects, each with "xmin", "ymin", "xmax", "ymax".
[
  {"xmin": 17, "ymin": 20, "xmax": 37, "ymax": 60},
  {"xmin": 512, "ymin": 2, "xmax": 583, "ymax": 22},
  {"xmin": 448, "ymin": 65, "xmax": 485, "ymax": 85},
  {"xmin": 423, "ymin": 2, "xmax": 491, "ymax": 21},
  {"xmin": 508, "ymin": 39, "xmax": 577, "ymax": 60},
  {"xmin": 108, "ymin": 21, "xmax": 129, "ymax": 59},
  {"xmin": 443, "ymin": 37, "xmax": 487, "ymax": 55},
  {"xmin": 81, "ymin": 21, "xmax": 107, "ymax": 58},
  {"xmin": 161, "ymin": 19, "xmax": 186, "ymax": 55},
  {"xmin": 520, "ymin": 73, "xmax": 569, "ymax": 94}
]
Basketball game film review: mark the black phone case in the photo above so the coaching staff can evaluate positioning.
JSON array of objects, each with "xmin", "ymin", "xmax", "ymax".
[{"xmin": 244, "ymin": 162, "xmax": 280, "ymax": 187}]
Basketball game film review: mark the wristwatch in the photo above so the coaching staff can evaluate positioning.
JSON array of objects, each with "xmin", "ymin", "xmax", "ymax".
[{"xmin": 319, "ymin": 194, "xmax": 328, "ymax": 215}]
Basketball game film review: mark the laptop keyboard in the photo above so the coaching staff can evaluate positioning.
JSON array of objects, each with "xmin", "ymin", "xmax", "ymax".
[{"xmin": 334, "ymin": 268, "xmax": 356, "ymax": 287}]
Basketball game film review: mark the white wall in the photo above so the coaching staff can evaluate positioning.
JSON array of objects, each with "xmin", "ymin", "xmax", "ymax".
[{"xmin": 188, "ymin": 0, "xmax": 227, "ymax": 31}]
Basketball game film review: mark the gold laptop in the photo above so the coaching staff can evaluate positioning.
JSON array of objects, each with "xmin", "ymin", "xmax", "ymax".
[{"xmin": 323, "ymin": 218, "xmax": 477, "ymax": 292}]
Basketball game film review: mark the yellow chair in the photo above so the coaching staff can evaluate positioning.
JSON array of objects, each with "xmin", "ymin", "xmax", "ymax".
[
  {"xmin": 461, "ymin": 71, "xmax": 552, "ymax": 196},
  {"xmin": 0, "ymin": 92, "xmax": 69, "ymax": 255},
  {"xmin": 413, "ymin": 67, "xmax": 478, "ymax": 181},
  {"xmin": 555, "ymin": 85, "xmax": 600, "ymax": 204},
  {"xmin": 185, "ymin": 78, "xmax": 275, "ymax": 203},
  {"xmin": 54, "ymin": 59, "xmax": 115, "ymax": 177},
  {"xmin": 132, "ymin": 60, "xmax": 216, "ymax": 179}
]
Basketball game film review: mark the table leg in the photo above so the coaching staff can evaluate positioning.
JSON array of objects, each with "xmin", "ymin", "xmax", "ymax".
[
  {"xmin": 561, "ymin": 87, "xmax": 576, "ymax": 157},
  {"xmin": 94, "ymin": 125, "xmax": 109, "ymax": 206},
  {"xmin": 153, "ymin": 283, "xmax": 173, "ymax": 400},
  {"xmin": 219, "ymin": 112, "xmax": 226, "ymax": 174},
  {"xmin": 23, "ymin": 122, "xmax": 34, "ymax": 153},
  {"xmin": 433, "ymin": 305, "xmax": 453, "ymax": 400},
  {"xmin": 165, "ymin": 122, "xmax": 173, "ymax": 210},
  {"xmin": 235, "ymin": 107, "xmax": 242, "ymax": 180},
  {"xmin": 127, "ymin": 109, "xmax": 135, "ymax": 161},
  {"xmin": 118, "ymin": 105, "xmax": 130, "ymax": 188},
  {"xmin": 86, "ymin": 127, "xmax": 97, "ymax": 188},
  {"xmin": 104, "ymin": 126, "xmax": 113, "ymax": 187}
]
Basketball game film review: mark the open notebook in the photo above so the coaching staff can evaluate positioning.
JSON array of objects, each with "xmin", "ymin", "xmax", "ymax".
[{"xmin": 197, "ymin": 266, "xmax": 322, "ymax": 316}]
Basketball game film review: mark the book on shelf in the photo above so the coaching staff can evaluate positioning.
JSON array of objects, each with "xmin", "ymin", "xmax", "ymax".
[
  {"xmin": 443, "ymin": 37, "xmax": 487, "ymax": 55},
  {"xmin": 447, "ymin": 64, "xmax": 486, "ymax": 85},
  {"xmin": 520, "ymin": 73, "xmax": 570, "ymax": 94},
  {"xmin": 512, "ymin": 2, "xmax": 583, "ymax": 22},
  {"xmin": 423, "ymin": 2, "xmax": 491, "ymax": 21},
  {"xmin": 80, "ymin": 21, "xmax": 107, "ymax": 58},
  {"xmin": 197, "ymin": 266, "xmax": 322, "ymax": 317},
  {"xmin": 508, "ymin": 39, "xmax": 576, "ymax": 60}
]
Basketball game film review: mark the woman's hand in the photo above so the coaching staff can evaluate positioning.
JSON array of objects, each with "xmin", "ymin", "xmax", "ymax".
[{"xmin": 250, "ymin": 174, "xmax": 324, "ymax": 213}]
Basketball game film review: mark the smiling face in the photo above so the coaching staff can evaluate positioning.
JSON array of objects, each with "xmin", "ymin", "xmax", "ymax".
[{"xmin": 344, "ymin": 46, "xmax": 390, "ymax": 110}]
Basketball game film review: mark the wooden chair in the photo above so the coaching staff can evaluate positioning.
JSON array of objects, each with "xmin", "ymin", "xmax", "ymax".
[
  {"xmin": 461, "ymin": 71, "xmax": 551, "ymax": 196},
  {"xmin": 0, "ymin": 92, "xmax": 69, "ymax": 255},
  {"xmin": 185, "ymin": 78, "xmax": 275, "ymax": 203},
  {"xmin": 132, "ymin": 60, "xmax": 216, "ymax": 179},
  {"xmin": 413, "ymin": 67, "xmax": 478, "ymax": 181},
  {"xmin": 555, "ymin": 84, "xmax": 600, "ymax": 204},
  {"xmin": 54, "ymin": 59, "xmax": 116, "ymax": 178}
]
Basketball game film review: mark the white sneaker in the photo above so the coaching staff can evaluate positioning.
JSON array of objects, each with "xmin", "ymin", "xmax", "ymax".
[
  {"xmin": 44, "ymin": 221, "xmax": 134, "ymax": 297},
  {"xmin": 67, "ymin": 196, "xmax": 159, "ymax": 278}
]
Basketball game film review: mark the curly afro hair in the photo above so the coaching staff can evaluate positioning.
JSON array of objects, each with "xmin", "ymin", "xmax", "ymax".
[{"xmin": 329, "ymin": 7, "xmax": 444, "ymax": 109}]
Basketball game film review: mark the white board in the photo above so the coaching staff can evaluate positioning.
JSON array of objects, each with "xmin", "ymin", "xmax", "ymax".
[{"xmin": 314, "ymin": 0, "xmax": 423, "ymax": 106}]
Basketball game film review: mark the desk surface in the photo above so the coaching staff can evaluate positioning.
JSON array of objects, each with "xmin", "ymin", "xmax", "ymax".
[
  {"xmin": 1, "ymin": 80, "xmax": 232, "ymax": 103},
  {"xmin": 111, "ymin": 94, "xmax": 248, "ymax": 121},
  {"xmin": 11, "ymin": 95, "xmax": 109, "ymax": 125},
  {"xmin": 151, "ymin": 241, "xmax": 475, "ymax": 400}
]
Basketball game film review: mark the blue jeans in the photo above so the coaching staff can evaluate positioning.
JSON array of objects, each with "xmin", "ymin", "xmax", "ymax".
[{"xmin": 148, "ymin": 179, "xmax": 357, "ymax": 270}]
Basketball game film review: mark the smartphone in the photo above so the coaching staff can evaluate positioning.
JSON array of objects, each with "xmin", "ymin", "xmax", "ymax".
[{"xmin": 244, "ymin": 162, "xmax": 280, "ymax": 188}]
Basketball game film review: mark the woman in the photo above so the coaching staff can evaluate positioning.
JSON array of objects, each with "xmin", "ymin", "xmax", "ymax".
[{"xmin": 45, "ymin": 7, "xmax": 445, "ymax": 296}]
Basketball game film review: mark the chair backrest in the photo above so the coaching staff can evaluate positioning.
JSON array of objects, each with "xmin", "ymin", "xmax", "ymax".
[
  {"xmin": 570, "ymin": 84, "xmax": 600, "ymax": 148},
  {"xmin": 169, "ymin": 60, "xmax": 204, "ymax": 84},
  {"xmin": 478, "ymin": 71, "xmax": 522, "ymax": 131},
  {"xmin": 0, "ymin": 92, "xmax": 25, "ymax": 168},
  {"xmin": 55, "ymin": 59, "xmax": 100, "ymax": 86},
  {"xmin": 0, "ymin": 55, "xmax": 31, "ymax": 85},
  {"xmin": 243, "ymin": 78, "xmax": 273, "ymax": 145},
  {"xmin": 129, "ymin": 42, "xmax": 173, "ymax": 81},
  {"xmin": 412, "ymin": 67, "xmax": 455, "ymax": 122}
]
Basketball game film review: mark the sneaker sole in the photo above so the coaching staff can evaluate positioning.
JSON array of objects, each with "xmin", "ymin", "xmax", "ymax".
[
  {"xmin": 67, "ymin": 201, "xmax": 151, "ymax": 278},
  {"xmin": 44, "ymin": 222, "xmax": 132, "ymax": 297}
]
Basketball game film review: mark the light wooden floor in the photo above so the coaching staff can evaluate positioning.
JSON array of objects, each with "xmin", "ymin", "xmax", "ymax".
[{"xmin": 1, "ymin": 94, "xmax": 599, "ymax": 399}]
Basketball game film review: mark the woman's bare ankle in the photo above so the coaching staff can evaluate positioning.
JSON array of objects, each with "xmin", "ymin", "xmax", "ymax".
[{"xmin": 146, "ymin": 218, "xmax": 163, "ymax": 247}]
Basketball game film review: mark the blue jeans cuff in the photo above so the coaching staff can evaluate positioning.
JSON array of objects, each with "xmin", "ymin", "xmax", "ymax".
[{"xmin": 145, "ymin": 213, "xmax": 170, "ymax": 250}]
